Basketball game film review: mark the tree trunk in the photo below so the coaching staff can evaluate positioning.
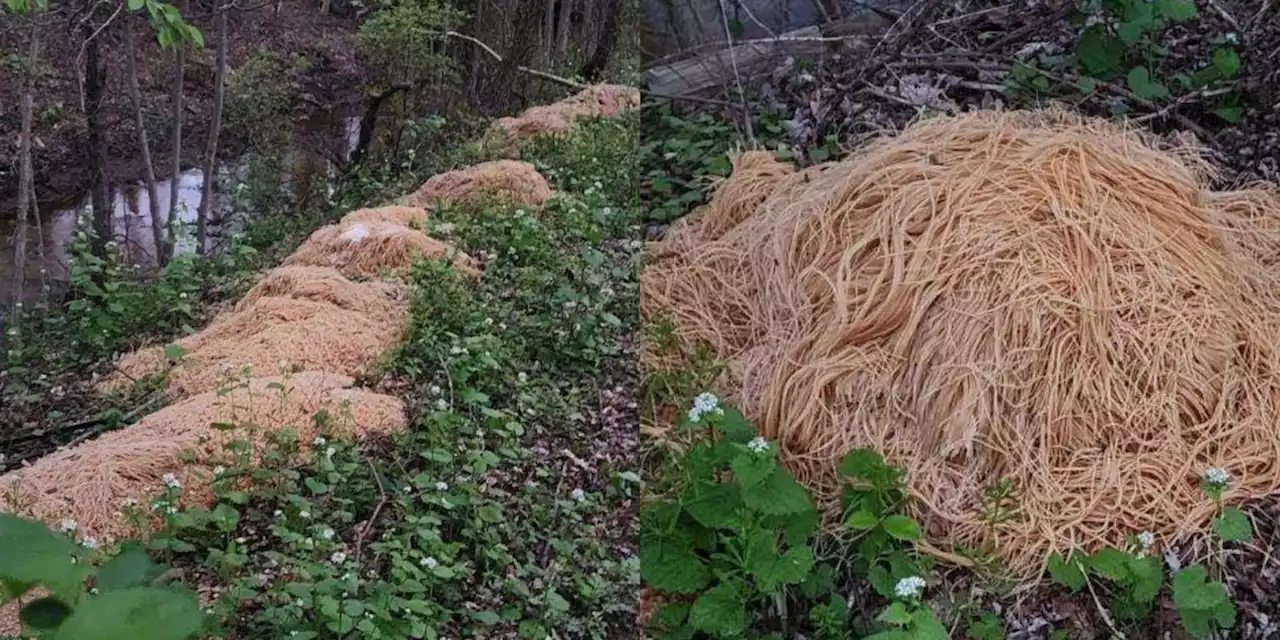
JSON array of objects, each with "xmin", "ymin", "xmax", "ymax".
[
  {"xmin": 84, "ymin": 3, "xmax": 111, "ymax": 259},
  {"xmin": 579, "ymin": 0, "xmax": 619, "ymax": 81},
  {"xmin": 165, "ymin": 0, "xmax": 189, "ymax": 261},
  {"xmin": 543, "ymin": 0, "xmax": 555, "ymax": 65},
  {"xmin": 348, "ymin": 84, "xmax": 410, "ymax": 169},
  {"xmin": 197, "ymin": 6, "xmax": 228, "ymax": 255},
  {"xmin": 124, "ymin": 17, "xmax": 167, "ymax": 266},
  {"xmin": 12, "ymin": 19, "xmax": 40, "ymax": 307},
  {"xmin": 555, "ymin": 0, "xmax": 572, "ymax": 60}
]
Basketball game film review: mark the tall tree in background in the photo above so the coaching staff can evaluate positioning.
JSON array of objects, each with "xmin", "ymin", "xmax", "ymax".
[
  {"xmin": 196, "ymin": 2, "xmax": 229, "ymax": 253},
  {"xmin": 164, "ymin": 0, "xmax": 191, "ymax": 260},
  {"xmin": 579, "ymin": 0, "xmax": 619, "ymax": 80},
  {"xmin": 124, "ymin": 16, "xmax": 167, "ymax": 266},
  {"xmin": 82, "ymin": 0, "xmax": 111, "ymax": 259},
  {"xmin": 10, "ymin": 0, "xmax": 45, "ymax": 306}
]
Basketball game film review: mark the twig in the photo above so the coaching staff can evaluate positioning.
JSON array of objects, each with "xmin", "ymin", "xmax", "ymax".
[
  {"xmin": 981, "ymin": 3, "xmax": 1073, "ymax": 53},
  {"xmin": 352, "ymin": 458, "xmax": 388, "ymax": 572},
  {"xmin": 446, "ymin": 30, "xmax": 587, "ymax": 91},
  {"xmin": 1130, "ymin": 87, "xmax": 1234, "ymax": 124},
  {"xmin": 714, "ymin": 0, "xmax": 755, "ymax": 145},
  {"xmin": 1083, "ymin": 569, "xmax": 1128, "ymax": 639},
  {"xmin": 73, "ymin": 0, "xmax": 125, "ymax": 113},
  {"xmin": 1203, "ymin": 0, "xmax": 1241, "ymax": 34}
]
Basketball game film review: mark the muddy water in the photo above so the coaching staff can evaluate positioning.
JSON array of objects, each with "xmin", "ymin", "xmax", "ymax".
[{"xmin": 0, "ymin": 114, "xmax": 362, "ymax": 303}]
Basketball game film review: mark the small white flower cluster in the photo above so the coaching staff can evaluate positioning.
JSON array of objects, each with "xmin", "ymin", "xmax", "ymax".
[
  {"xmin": 163, "ymin": 473, "xmax": 181, "ymax": 489},
  {"xmin": 420, "ymin": 556, "xmax": 438, "ymax": 569},
  {"xmin": 1136, "ymin": 531, "xmax": 1156, "ymax": 550},
  {"xmin": 570, "ymin": 488, "xmax": 586, "ymax": 503},
  {"xmin": 746, "ymin": 437, "xmax": 770, "ymax": 454},
  {"xmin": 687, "ymin": 392, "xmax": 725, "ymax": 423},
  {"xmin": 894, "ymin": 576, "xmax": 927, "ymax": 599},
  {"xmin": 1204, "ymin": 467, "xmax": 1231, "ymax": 486}
]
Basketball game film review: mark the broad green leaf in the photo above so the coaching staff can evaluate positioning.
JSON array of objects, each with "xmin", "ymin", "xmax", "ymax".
[
  {"xmin": 127, "ymin": 0, "xmax": 143, "ymax": 9},
  {"xmin": 639, "ymin": 537, "xmax": 711, "ymax": 594},
  {"xmin": 705, "ymin": 156, "xmax": 732, "ymax": 176},
  {"xmin": 753, "ymin": 545, "xmax": 815, "ymax": 592},
  {"xmin": 881, "ymin": 515, "xmax": 921, "ymax": 541},
  {"xmin": 780, "ymin": 508, "xmax": 818, "ymax": 546},
  {"xmin": 1077, "ymin": 76, "xmax": 1098, "ymax": 94},
  {"xmin": 1172, "ymin": 565, "xmax": 1227, "ymax": 611},
  {"xmin": 1156, "ymin": 0, "xmax": 1198, "ymax": 20},
  {"xmin": 162, "ymin": 343, "xmax": 186, "ymax": 360},
  {"xmin": 682, "ymin": 482, "xmax": 741, "ymax": 529},
  {"xmin": 1046, "ymin": 552, "xmax": 1086, "ymax": 592},
  {"xmin": 51, "ymin": 587, "xmax": 204, "ymax": 640},
  {"xmin": 186, "ymin": 25, "xmax": 204, "ymax": 49},
  {"xmin": 876, "ymin": 601, "xmax": 912, "ymax": 626},
  {"xmin": 1213, "ymin": 48, "xmax": 1240, "ymax": 79},
  {"xmin": 714, "ymin": 406, "xmax": 755, "ymax": 443},
  {"xmin": 1127, "ymin": 554, "xmax": 1163, "ymax": 603},
  {"xmin": 742, "ymin": 468, "xmax": 813, "ymax": 516},
  {"xmin": 839, "ymin": 448, "xmax": 885, "ymax": 479},
  {"xmin": 688, "ymin": 583, "xmax": 749, "ymax": 637},
  {"xmin": 1213, "ymin": 507, "xmax": 1252, "ymax": 542},
  {"xmin": 20, "ymin": 597, "xmax": 71, "ymax": 631},
  {"xmin": 1212, "ymin": 106, "xmax": 1244, "ymax": 123},
  {"xmin": 1126, "ymin": 66, "xmax": 1171, "ymax": 100},
  {"xmin": 651, "ymin": 602, "xmax": 690, "ymax": 628},
  {"xmin": 730, "ymin": 451, "xmax": 775, "ymax": 488},
  {"xmin": 743, "ymin": 527, "xmax": 778, "ymax": 577},
  {"xmin": 911, "ymin": 608, "xmax": 951, "ymax": 640},
  {"xmin": 1077, "ymin": 26, "xmax": 1122, "ymax": 75},
  {"xmin": 96, "ymin": 544, "xmax": 161, "ymax": 592},
  {"xmin": 0, "ymin": 514, "xmax": 92, "ymax": 599},
  {"xmin": 1088, "ymin": 548, "xmax": 1130, "ymax": 582},
  {"xmin": 544, "ymin": 590, "xmax": 570, "ymax": 613}
]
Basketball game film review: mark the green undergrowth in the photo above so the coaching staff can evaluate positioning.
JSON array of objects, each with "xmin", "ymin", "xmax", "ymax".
[
  {"xmin": 638, "ymin": 106, "xmax": 1257, "ymax": 640},
  {"xmin": 0, "ymin": 113, "xmax": 640, "ymax": 639}
]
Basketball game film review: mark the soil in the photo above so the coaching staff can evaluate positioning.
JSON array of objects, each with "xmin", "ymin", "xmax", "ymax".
[{"xmin": 0, "ymin": 0, "xmax": 369, "ymax": 214}]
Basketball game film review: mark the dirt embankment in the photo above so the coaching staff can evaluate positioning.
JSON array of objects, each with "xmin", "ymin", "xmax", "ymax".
[{"xmin": 0, "ymin": 0, "xmax": 367, "ymax": 213}]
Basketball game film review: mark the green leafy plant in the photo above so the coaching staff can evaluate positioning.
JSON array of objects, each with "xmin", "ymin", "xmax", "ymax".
[
  {"xmin": 1045, "ymin": 466, "xmax": 1249, "ymax": 637},
  {"xmin": 642, "ymin": 396, "xmax": 818, "ymax": 639},
  {"xmin": 839, "ymin": 449, "xmax": 931, "ymax": 600},
  {"xmin": 0, "ymin": 514, "xmax": 204, "ymax": 639}
]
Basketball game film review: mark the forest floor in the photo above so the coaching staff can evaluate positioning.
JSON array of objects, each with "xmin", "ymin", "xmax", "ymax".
[{"xmin": 639, "ymin": 1, "xmax": 1280, "ymax": 637}]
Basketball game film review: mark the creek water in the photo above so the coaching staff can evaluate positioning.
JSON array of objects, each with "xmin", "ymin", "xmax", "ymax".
[{"xmin": 0, "ymin": 112, "xmax": 362, "ymax": 304}]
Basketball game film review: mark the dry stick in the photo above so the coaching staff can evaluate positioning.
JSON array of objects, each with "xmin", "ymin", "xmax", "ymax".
[
  {"xmin": 640, "ymin": 33, "xmax": 870, "ymax": 69},
  {"xmin": 446, "ymin": 29, "xmax": 738, "ymax": 110},
  {"xmin": 714, "ymin": 0, "xmax": 755, "ymax": 145}
]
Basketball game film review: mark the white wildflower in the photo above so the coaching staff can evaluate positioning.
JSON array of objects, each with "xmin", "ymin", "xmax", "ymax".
[
  {"xmin": 1164, "ymin": 550, "xmax": 1183, "ymax": 572},
  {"xmin": 300, "ymin": 510, "xmax": 311, "ymax": 519},
  {"xmin": 435, "ymin": 481, "xmax": 448, "ymax": 491},
  {"xmin": 894, "ymin": 576, "xmax": 927, "ymax": 599},
  {"xmin": 274, "ymin": 510, "xmax": 284, "ymax": 518},
  {"xmin": 330, "ymin": 551, "xmax": 347, "ymax": 564},
  {"xmin": 687, "ymin": 392, "xmax": 723, "ymax": 422},
  {"xmin": 320, "ymin": 527, "xmax": 335, "ymax": 540},
  {"xmin": 81, "ymin": 537, "xmax": 98, "ymax": 550},
  {"xmin": 1137, "ymin": 531, "xmax": 1156, "ymax": 550},
  {"xmin": 163, "ymin": 473, "xmax": 181, "ymax": 489},
  {"xmin": 1205, "ymin": 467, "xmax": 1231, "ymax": 486},
  {"xmin": 450, "ymin": 346, "xmax": 464, "ymax": 355},
  {"xmin": 571, "ymin": 488, "xmax": 586, "ymax": 502},
  {"xmin": 213, "ymin": 466, "xmax": 226, "ymax": 476},
  {"xmin": 313, "ymin": 436, "xmax": 327, "ymax": 446},
  {"xmin": 435, "ymin": 399, "xmax": 449, "ymax": 411},
  {"xmin": 429, "ymin": 385, "xmax": 442, "ymax": 395},
  {"xmin": 746, "ymin": 437, "xmax": 770, "ymax": 454},
  {"xmin": 420, "ymin": 556, "xmax": 438, "ymax": 569},
  {"xmin": 60, "ymin": 519, "xmax": 78, "ymax": 533}
]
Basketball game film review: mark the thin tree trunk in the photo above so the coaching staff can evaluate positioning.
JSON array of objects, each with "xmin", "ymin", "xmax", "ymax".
[
  {"xmin": 165, "ymin": 0, "xmax": 189, "ymax": 260},
  {"xmin": 84, "ymin": 3, "xmax": 111, "ymax": 259},
  {"xmin": 555, "ymin": 0, "xmax": 572, "ymax": 59},
  {"xmin": 12, "ymin": 19, "xmax": 40, "ymax": 307},
  {"xmin": 197, "ymin": 6, "xmax": 228, "ymax": 255},
  {"xmin": 543, "ymin": 0, "xmax": 555, "ymax": 65},
  {"xmin": 124, "ymin": 17, "xmax": 167, "ymax": 266},
  {"xmin": 579, "ymin": 0, "xmax": 619, "ymax": 81}
]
